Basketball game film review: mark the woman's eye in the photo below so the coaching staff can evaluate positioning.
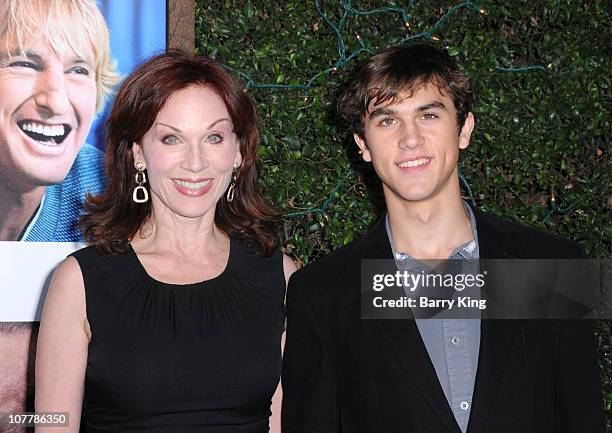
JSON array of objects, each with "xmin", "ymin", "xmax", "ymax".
[
  {"xmin": 207, "ymin": 133, "xmax": 223, "ymax": 144},
  {"xmin": 162, "ymin": 135, "xmax": 179, "ymax": 144}
]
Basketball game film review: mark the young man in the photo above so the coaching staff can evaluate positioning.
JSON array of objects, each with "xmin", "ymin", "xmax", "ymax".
[
  {"xmin": 282, "ymin": 44, "xmax": 605, "ymax": 433},
  {"xmin": 0, "ymin": 0, "xmax": 117, "ymax": 241}
]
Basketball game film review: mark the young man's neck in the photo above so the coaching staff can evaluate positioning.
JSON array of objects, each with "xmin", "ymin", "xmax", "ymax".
[
  {"xmin": 0, "ymin": 182, "xmax": 46, "ymax": 241},
  {"xmin": 385, "ymin": 182, "xmax": 473, "ymax": 260}
]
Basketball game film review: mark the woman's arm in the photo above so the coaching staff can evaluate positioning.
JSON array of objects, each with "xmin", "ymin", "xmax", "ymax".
[
  {"xmin": 269, "ymin": 254, "xmax": 297, "ymax": 433},
  {"xmin": 35, "ymin": 257, "xmax": 89, "ymax": 433}
]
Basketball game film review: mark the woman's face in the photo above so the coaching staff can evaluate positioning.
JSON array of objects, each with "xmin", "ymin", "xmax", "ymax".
[{"xmin": 133, "ymin": 85, "xmax": 242, "ymax": 220}]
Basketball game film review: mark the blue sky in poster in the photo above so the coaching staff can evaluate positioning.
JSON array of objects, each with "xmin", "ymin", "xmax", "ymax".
[{"xmin": 88, "ymin": 0, "xmax": 167, "ymax": 150}]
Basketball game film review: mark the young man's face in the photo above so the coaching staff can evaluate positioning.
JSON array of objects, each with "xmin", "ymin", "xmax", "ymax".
[
  {"xmin": 354, "ymin": 82, "xmax": 474, "ymax": 205},
  {"xmin": 0, "ymin": 36, "xmax": 97, "ymax": 188}
]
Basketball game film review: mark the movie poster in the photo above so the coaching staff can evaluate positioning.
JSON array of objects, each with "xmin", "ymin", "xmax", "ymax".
[{"xmin": 0, "ymin": 1, "xmax": 166, "ymax": 428}]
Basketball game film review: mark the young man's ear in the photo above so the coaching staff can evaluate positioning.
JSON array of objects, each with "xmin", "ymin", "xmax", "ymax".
[
  {"xmin": 459, "ymin": 112, "xmax": 475, "ymax": 150},
  {"xmin": 353, "ymin": 133, "xmax": 372, "ymax": 162}
]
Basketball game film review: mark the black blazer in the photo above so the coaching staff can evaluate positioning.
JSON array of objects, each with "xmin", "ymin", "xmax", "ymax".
[{"xmin": 282, "ymin": 208, "xmax": 606, "ymax": 433}]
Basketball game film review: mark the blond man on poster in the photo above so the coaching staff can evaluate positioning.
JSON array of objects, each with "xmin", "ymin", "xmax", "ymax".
[{"xmin": 0, "ymin": 0, "xmax": 117, "ymax": 242}]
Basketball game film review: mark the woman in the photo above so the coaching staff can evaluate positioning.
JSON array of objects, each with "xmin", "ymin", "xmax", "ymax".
[{"xmin": 35, "ymin": 50, "xmax": 295, "ymax": 432}]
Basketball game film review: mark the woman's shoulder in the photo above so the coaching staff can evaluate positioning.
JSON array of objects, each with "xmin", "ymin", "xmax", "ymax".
[
  {"xmin": 230, "ymin": 236, "xmax": 286, "ymax": 283},
  {"xmin": 53, "ymin": 255, "xmax": 85, "ymax": 282},
  {"xmin": 68, "ymin": 243, "xmax": 136, "ymax": 284},
  {"xmin": 230, "ymin": 237, "xmax": 296, "ymax": 296},
  {"xmin": 44, "ymin": 256, "xmax": 86, "ymax": 314},
  {"xmin": 69, "ymin": 242, "xmax": 129, "ymax": 263},
  {"xmin": 231, "ymin": 235, "xmax": 282, "ymax": 262}
]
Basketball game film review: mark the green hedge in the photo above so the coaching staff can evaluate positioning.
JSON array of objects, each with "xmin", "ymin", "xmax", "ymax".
[{"xmin": 196, "ymin": 0, "xmax": 610, "ymax": 424}]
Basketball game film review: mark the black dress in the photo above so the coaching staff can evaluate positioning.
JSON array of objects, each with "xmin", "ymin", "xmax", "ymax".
[{"xmin": 70, "ymin": 237, "xmax": 285, "ymax": 432}]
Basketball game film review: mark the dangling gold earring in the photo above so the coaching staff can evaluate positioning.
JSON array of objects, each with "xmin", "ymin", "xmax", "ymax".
[
  {"xmin": 132, "ymin": 162, "xmax": 149, "ymax": 203},
  {"xmin": 226, "ymin": 164, "xmax": 239, "ymax": 203}
]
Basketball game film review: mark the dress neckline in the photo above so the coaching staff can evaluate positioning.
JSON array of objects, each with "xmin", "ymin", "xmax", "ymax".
[{"xmin": 128, "ymin": 237, "xmax": 234, "ymax": 288}]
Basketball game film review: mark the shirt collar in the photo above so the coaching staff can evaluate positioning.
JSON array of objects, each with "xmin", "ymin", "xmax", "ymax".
[
  {"xmin": 385, "ymin": 200, "xmax": 480, "ymax": 261},
  {"xmin": 19, "ymin": 192, "xmax": 46, "ymax": 241}
]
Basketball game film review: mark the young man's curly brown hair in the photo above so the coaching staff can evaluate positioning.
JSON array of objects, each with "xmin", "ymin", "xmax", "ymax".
[{"xmin": 337, "ymin": 43, "xmax": 474, "ymax": 138}]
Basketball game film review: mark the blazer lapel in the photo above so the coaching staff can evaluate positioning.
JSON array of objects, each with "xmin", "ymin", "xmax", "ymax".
[
  {"xmin": 466, "ymin": 208, "xmax": 520, "ymax": 433},
  {"xmin": 355, "ymin": 218, "xmax": 462, "ymax": 433},
  {"xmin": 372, "ymin": 318, "xmax": 464, "ymax": 433},
  {"xmin": 471, "ymin": 205, "xmax": 520, "ymax": 260}
]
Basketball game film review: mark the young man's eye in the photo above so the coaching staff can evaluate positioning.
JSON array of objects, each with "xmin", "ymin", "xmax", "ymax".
[
  {"xmin": 422, "ymin": 113, "xmax": 438, "ymax": 120},
  {"xmin": 9, "ymin": 61, "xmax": 40, "ymax": 71},
  {"xmin": 207, "ymin": 133, "xmax": 223, "ymax": 144},
  {"xmin": 379, "ymin": 117, "xmax": 396, "ymax": 126},
  {"xmin": 162, "ymin": 135, "xmax": 180, "ymax": 145}
]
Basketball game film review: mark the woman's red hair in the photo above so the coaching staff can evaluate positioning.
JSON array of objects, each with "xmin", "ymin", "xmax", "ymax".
[{"xmin": 81, "ymin": 50, "xmax": 278, "ymax": 255}]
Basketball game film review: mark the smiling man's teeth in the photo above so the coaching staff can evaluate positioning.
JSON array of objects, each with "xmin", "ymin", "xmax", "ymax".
[
  {"xmin": 18, "ymin": 120, "xmax": 71, "ymax": 145},
  {"xmin": 173, "ymin": 179, "xmax": 211, "ymax": 189},
  {"xmin": 21, "ymin": 122, "xmax": 64, "ymax": 137},
  {"xmin": 21, "ymin": 122, "xmax": 65, "ymax": 137},
  {"xmin": 398, "ymin": 158, "xmax": 430, "ymax": 168}
]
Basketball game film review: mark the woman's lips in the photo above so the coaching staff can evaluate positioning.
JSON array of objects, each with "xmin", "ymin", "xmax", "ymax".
[{"xmin": 171, "ymin": 178, "xmax": 214, "ymax": 197}]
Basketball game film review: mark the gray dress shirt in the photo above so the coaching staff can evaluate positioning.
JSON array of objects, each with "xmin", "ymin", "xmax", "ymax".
[{"xmin": 385, "ymin": 203, "xmax": 480, "ymax": 433}]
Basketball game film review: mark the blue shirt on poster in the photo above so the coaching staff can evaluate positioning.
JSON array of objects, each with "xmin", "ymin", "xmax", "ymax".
[{"xmin": 22, "ymin": 144, "xmax": 105, "ymax": 242}]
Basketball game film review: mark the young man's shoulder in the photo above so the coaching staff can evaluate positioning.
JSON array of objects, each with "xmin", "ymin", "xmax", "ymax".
[
  {"xmin": 476, "ymin": 208, "xmax": 586, "ymax": 259},
  {"xmin": 290, "ymin": 238, "xmax": 362, "ymax": 287}
]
